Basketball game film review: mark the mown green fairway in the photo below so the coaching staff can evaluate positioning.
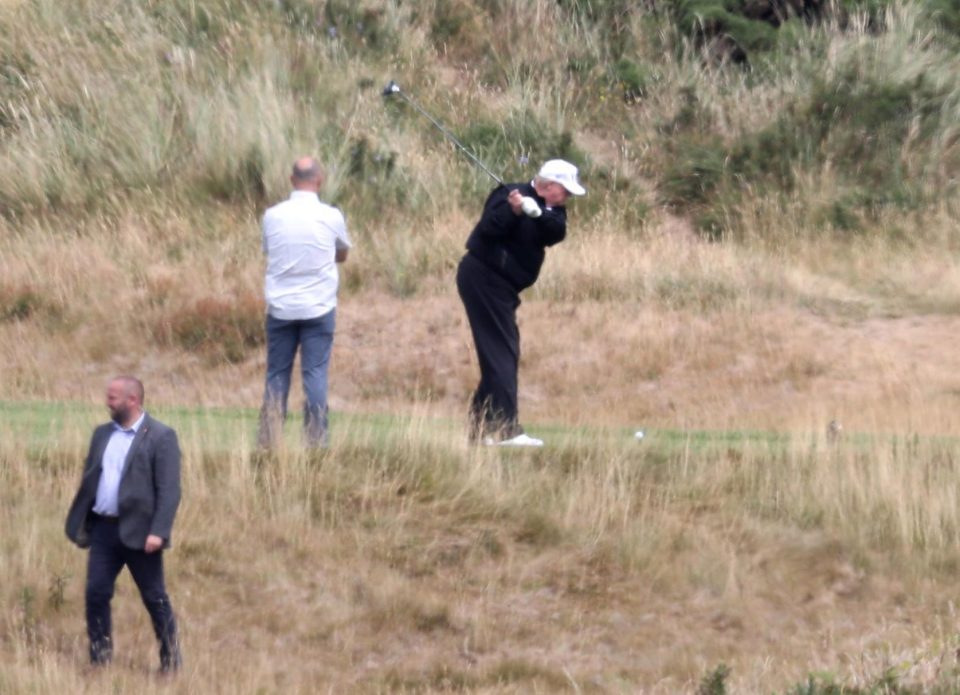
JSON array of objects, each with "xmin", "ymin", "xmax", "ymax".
[
  {"xmin": 2, "ymin": 398, "xmax": 926, "ymax": 459},
  {"xmin": 0, "ymin": 397, "xmax": 796, "ymax": 456}
]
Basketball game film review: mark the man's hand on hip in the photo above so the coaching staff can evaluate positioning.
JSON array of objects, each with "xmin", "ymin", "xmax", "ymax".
[{"xmin": 145, "ymin": 535, "xmax": 164, "ymax": 553}]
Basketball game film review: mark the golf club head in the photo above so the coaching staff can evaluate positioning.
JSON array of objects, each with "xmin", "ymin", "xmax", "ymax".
[{"xmin": 382, "ymin": 80, "xmax": 401, "ymax": 97}]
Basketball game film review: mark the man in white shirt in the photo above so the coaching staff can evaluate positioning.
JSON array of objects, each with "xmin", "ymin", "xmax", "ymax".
[{"xmin": 258, "ymin": 157, "xmax": 351, "ymax": 448}]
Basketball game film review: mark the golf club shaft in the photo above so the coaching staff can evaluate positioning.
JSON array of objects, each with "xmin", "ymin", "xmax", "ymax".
[{"xmin": 386, "ymin": 84, "xmax": 504, "ymax": 186}]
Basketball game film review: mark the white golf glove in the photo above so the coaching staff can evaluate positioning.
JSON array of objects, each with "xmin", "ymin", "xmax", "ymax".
[{"xmin": 520, "ymin": 196, "xmax": 542, "ymax": 218}]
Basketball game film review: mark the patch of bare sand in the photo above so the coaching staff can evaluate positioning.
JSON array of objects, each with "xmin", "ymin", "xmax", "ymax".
[{"xmin": 329, "ymin": 291, "xmax": 960, "ymax": 436}]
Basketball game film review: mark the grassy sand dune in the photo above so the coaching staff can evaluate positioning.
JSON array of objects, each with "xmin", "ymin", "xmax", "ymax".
[{"xmin": 5, "ymin": 0, "xmax": 960, "ymax": 691}]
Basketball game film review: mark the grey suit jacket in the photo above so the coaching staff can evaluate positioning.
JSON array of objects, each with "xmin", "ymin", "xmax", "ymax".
[{"xmin": 65, "ymin": 413, "xmax": 182, "ymax": 551}]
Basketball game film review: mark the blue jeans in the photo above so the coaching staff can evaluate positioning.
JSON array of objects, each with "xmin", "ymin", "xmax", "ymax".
[{"xmin": 257, "ymin": 309, "xmax": 336, "ymax": 448}]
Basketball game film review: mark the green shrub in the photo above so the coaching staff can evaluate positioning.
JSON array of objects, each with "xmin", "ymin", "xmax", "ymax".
[
  {"xmin": 672, "ymin": 0, "xmax": 782, "ymax": 62},
  {"xmin": 927, "ymin": 0, "xmax": 960, "ymax": 35},
  {"xmin": 429, "ymin": 0, "xmax": 476, "ymax": 45},
  {"xmin": 657, "ymin": 63, "xmax": 947, "ymax": 237},
  {"xmin": 456, "ymin": 112, "xmax": 587, "ymax": 186},
  {"xmin": 0, "ymin": 284, "xmax": 45, "ymax": 322},
  {"xmin": 658, "ymin": 138, "xmax": 726, "ymax": 208},
  {"xmin": 814, "ymin": 198, "xmax": 863, "ymax": 233},
  {"xmin": 782, "ymin": 667, "xmax": 905, "ymax": 694},
  {"xmin": 329, "ymin": 132, "xmax": 426, "ymax": 224},
  {"xmin": 670, "ymin": 0, "xmax": 902, "ymax": 63},
  {"xmin": 612, "ymin": 57, "xmax": 653, "ymax": 103},
  {"xmin": 698, "ymin": 663, "xmax": 731, "ymax": 695}
]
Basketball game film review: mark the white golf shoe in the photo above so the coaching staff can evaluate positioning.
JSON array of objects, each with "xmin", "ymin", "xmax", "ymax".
[{"xmin": 496, "ymin": 433, "xmax": 544, "ymax": 447}]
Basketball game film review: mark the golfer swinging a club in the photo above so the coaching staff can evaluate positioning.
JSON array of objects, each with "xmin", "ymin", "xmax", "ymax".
[{"xmin": 457, "ymin": 159, "xmax": 585, "ymax": 447}]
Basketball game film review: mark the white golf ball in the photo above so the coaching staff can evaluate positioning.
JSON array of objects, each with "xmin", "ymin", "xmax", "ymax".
[{"xmin": 634, "ymin": 430, "xmax": 645, "ymax": 440}]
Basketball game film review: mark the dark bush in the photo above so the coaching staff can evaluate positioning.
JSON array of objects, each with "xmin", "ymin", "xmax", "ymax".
[
  {"xmin": 672, "ymin": 0, "xmax": 793, "ymax": 62},
  {"xmin": 670, "ymin": 1, "xmax": 902, "ymax": 63}
]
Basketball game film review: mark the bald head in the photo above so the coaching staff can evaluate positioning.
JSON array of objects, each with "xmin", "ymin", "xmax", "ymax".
[
  {"xmin": 291, "ymin": 157, "xmax": 323, "ymax": 192},
  {"xmin": 106, "ymin": 375, "xmax": 144, "ymax": 427},
  {"xmin": 112, "ymin": 375, "xmax": 144, "ymax": 403}
]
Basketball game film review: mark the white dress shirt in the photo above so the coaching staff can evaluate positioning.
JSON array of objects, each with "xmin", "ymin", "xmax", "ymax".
[
  {"xmin": 262, "ymin": 190, "xmax": 352, "ymax": 321},
  {"xmin": 93, "ymin": 412, "xmax": 145, "ymax": 517}
]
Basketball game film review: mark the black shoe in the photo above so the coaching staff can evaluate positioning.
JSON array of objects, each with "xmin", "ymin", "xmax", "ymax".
[
  {"xmin": 160, "ymin": 649, "xmax": 182, "ymax": 674},
  {"xmin": 89, "ymin": 638, "xmax": 112, "ymax": 667}
]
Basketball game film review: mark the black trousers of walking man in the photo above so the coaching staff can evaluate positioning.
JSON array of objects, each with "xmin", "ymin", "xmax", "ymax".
[
  {"xmin": 86, "ymin": 515, "xmax": 179, "ymax": 668},
  {"xmin": 457, "ymin": 252, "xmax": 523, "ymax": 440}
]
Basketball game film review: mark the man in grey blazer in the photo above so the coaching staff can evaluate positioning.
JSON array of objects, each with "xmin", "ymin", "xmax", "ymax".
[{"xmin": 65, "ymin": 375, "xmax": 182, "ymax": 672}]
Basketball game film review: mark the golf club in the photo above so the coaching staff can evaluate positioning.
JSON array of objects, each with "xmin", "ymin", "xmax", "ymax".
[
  {"xmin": 382, "ymin": 80, "xmax": 503, "ymax": 185},
  {"xmin": 382, "ymin": 79, "xmax": 541, "ymax": 217}
]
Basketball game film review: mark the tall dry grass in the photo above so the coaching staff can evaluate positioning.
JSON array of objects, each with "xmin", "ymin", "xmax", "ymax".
[{"xmin": 4, "ymin": 407, "xmax": 960, "ymax": 692}]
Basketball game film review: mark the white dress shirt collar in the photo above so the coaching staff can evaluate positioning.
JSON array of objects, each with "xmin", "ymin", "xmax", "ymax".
[{"xmin": 114, "ymin": 410, "xmax": 146, "ymax": 434}]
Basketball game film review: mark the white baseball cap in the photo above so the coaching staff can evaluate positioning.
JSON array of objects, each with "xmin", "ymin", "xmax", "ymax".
[{"xmin": 537, "ymin": 159, "xmax": 586, "ymax": 196}]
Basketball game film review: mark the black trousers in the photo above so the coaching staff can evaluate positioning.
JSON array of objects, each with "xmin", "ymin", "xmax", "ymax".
[
  {"xmin": 85, "ymin": 515, "xmax": 180, "ymax": 669},
  {"xmin": 456, "ymin": 253, "xmax": 523, "ymax": 439}
]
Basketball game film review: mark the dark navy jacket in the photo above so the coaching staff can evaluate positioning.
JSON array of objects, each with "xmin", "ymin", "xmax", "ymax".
[{"xmin": 464, "ymin": 182, "xmax": 567, "ymax": 291}]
